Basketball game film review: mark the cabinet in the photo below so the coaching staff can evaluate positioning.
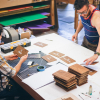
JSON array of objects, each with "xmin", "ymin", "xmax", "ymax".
[{"xmin": 0, "ymin": 0, "xmax": 58, "ymax": 31}]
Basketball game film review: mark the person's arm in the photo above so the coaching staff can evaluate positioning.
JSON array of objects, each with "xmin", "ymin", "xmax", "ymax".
[
  {"xmin": 4, "ymin": 54, "xmax": 18, "ymax": 60},
  {"xmin": 94, "ymin": 15, "xmax": 100, "ymax": 53},
  {"xmin": 72, "ymin": 19, "xmax": 83, "ymax": 41},
  {"xmin": 84, "ymin": 12, "xmax": 100, "ymax": 65},
  {"xmin": 4, "ymin": 54, "xmax": 28, "ymax": 76},
  {"xmin": 14, "ymin": 54, "xmax": 28, "ymax": 75}
]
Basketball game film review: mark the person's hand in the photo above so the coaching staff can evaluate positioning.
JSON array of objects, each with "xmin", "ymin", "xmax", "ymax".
[
  {"xmin": 20, "ymin": 54, "xmax": 28, "ymax": 63},
  {"xmin": 84, "ymin": 54, "xmax": 98, "ymax": 65},
  {"xmin": 5, "ymin": 54, "xmax": 18, "ymax": 60},
  {"xmin": 72, "ymin": 33, "xmax": 78, "ymax": 41}
]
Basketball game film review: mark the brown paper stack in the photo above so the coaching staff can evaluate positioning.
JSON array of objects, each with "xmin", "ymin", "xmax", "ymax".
[
  {"xmin": 68, "ymin": 64, "xmax": 89, "ymax": 86},
  {"xmin": 52, "ymin": 70, "xmax": 77, "ymax": 91}
]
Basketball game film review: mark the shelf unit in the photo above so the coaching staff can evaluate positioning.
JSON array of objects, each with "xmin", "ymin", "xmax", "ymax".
[{"xmin": 0, "ymin": 0, "xmax": 58, "ymax": 30}]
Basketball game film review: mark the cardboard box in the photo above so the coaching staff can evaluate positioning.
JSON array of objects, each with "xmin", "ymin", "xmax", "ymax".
[
  {"xmin": 16, "ymin": 28, "xmax": 32, "ymax": 39},
  {"xmin": 20, "ymin": 32, "xmax": 30, "ymax": 39},
  {"xmin": 0, "ymin": 0, "xmax": 33, "ymax": 9}
]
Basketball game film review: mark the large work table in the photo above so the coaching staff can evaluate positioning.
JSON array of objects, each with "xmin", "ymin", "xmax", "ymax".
[{"xmin": 1, "ymin": 33, "xmax": 100, "ymax": 100}]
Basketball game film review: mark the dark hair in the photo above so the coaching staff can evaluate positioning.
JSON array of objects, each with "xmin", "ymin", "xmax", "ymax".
[
  {"xmin": 74, "ymin": 0, "xmax": 89, "ymax": 10},
  {"xmin": 0, "ymin": 24, "xmax": 3, "ymax": 35}
]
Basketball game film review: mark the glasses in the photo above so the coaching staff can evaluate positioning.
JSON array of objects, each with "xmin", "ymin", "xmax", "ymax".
[{"xmin": 77, "ymin": 7, "xmax": 89, "ymax": 15}]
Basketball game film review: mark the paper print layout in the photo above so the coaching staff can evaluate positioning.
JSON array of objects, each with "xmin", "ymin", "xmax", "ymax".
[
  {"xmin": 42, "ymin": 55, "xmax": 57, "ymax": 63},
  {"xmin": 34, "ymin": 42, "xmax": 48, "ymax": 47},
  {"xmin": 49, "ymin": 51, "xmax": 65, "ymax": 58},
  {"xmin": 60, "ymin": 56, "xmax": 76, "ymax": 64}
]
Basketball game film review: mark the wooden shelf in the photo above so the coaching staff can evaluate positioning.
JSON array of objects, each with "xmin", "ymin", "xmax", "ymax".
[
  {"xmin": 0, "ymin": 0, "xmax": 58, "ymax": 29},
  {"xmin": 0, "ymin": 5, "xmax": 50, "ymax": 17},
  {"xmin": 0, "ymin": 13, "xmax": 48, "ymax": 26}
]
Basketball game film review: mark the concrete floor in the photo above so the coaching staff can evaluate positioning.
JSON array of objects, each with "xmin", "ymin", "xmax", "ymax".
[
  {"xmin": 35, "ymin": 4, "xmax": 85, "ymax": 45},
  {"xmin": 57, "ymin": 4, "xmax": 85, "ymax": 45}
]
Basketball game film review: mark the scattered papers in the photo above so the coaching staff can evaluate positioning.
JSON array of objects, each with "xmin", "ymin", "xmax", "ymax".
[
  {"xmin": 60, "ymin": 56, "xmax": 76, "ymax": 64},
  {"xmin": 42, "ymin": 55, "xmax": 57, "ymax": 63},
  {"xmin": 80, "ymin": 61, "xmax": 99, "ymax": 71},
  {"xmin": 34, "ymin": 42, "xmax": 48, "ymax": 47},
  {"xmin": 80, "ymin": 61, "xmax": 98, "ymax": 66},
  {"xmin": 22, "ymin": 63, "xmax": 68, "ymax": 90},
  {"xmin": 84, "ymin": 65, "xmax": 99, "ymax": 71},
  {"xmin": 49, "ymin": 51, "xmax": 65, "ymax": 58}
]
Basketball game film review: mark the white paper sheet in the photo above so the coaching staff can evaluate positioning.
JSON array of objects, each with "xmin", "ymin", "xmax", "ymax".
[
  {"xmin": 22, "ymin": 63, "xmax": 68, "ymax": 90},
  {"xmin": 80, "ymin": 61, "xmax": 100, "ymax": 71},
  {"xmin": 47, "ymin": 60, "xmax": 60, "ymax": 66},
  {"xmin": 26, "ymin": 47, "xmax": 41, "ymax": 54},
  {"xmin": 85, "ymin": 64, "xmax": 100, "ymax": 71}
]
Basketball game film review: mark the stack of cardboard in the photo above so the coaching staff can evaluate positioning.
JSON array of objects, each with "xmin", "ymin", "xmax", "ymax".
[
  {"xmin": 68, "ymin": 64, "xmax": 89, "ymax": 86},
  {"xmin": 52, "ymin": 70, "xmax": 77, "ymax": 91}
]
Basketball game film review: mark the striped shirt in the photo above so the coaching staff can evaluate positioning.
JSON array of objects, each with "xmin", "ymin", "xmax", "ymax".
[
  {"xmin": 0, "ymin": 55, "xmax": 16, "ymax": 92},
  {"xmin": 80, "ymin": 5, "xmax": 99, "ymax": 45}
]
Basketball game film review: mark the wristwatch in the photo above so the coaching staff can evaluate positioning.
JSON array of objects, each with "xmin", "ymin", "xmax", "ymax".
[{"xmin": 94, "ymin": 51, "xmax": 100, "ymax": 56}]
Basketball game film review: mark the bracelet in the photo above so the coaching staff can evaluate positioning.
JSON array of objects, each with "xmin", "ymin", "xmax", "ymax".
[{"xmin": 94, "ymin": 51, "xmax": 100, "ymax": 56}]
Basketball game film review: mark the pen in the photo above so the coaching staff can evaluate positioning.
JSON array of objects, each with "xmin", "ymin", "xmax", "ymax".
[{"xmin": 78, "ymin": 95, "xmax": 84, "ymax": 100}]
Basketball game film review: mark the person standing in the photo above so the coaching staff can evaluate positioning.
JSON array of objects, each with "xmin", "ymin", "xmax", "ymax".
[{"xmin": 72, "ymin": 0, "xmax": 100, "ymax": 65}]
